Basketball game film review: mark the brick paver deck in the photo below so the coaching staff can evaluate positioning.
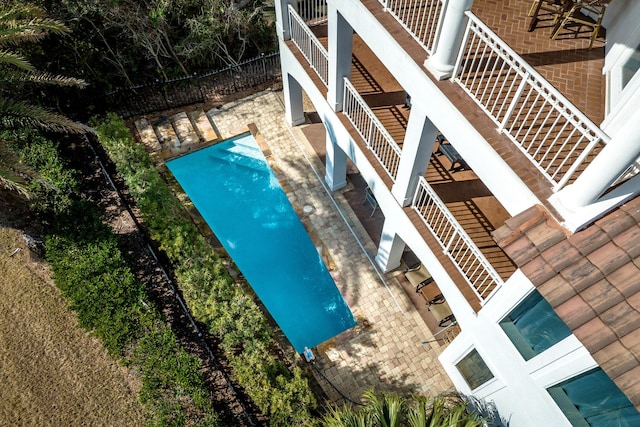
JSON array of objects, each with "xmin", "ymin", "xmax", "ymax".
[{"xmin": 208, "ymin": 90, "xmax": 454, "ymax": 404}]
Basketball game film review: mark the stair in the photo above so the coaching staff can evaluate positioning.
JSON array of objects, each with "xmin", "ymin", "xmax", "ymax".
[{"xmin": 133, "ymin": 109, "xmax": 221, "ymax": 159}]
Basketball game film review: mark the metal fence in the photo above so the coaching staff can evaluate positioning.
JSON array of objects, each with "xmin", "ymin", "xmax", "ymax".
[{"xmin": 105, "ymin": 53, "xmax": 282, "ymax": 118}]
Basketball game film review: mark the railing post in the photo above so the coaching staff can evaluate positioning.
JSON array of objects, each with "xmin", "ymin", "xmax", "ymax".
[
  {"xmin": 424, "ymin": 0, "xmax": 474, "ymax": 80},
  {"xmin": 328, "ymin": 1, "xmax": 353, "ymax": 111},
  {"xmin": 499, "ymin": 72, "xmax": 530, "ymax": 132},
  {"xmin": 556, "ymin": 107, "xmax": 640, "ymax": 209},
  {"xmin": 276, "ymin": 0, "xmax": 297, "ymax": 40}
]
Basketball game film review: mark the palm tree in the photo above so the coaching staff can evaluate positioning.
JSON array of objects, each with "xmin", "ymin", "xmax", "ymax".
[
  {"xmin": 0, "ymin": 3, "xmax": 88, "ymax": 194},
  {"xmin": 321, "ymin": 390, "xmax": 486, "ymax": 427},
  {"xmin": 0, "ymin": 3, "xmax": 88, "ymax": 134}
]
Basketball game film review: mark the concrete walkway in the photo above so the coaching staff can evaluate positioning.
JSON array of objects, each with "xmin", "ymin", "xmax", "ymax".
[{"xmin": 208, "ymin": 90, "xmax": 454, "ymax": 404}]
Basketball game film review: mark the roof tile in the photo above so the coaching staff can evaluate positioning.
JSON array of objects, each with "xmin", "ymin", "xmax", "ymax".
[
  {"xmin": 567, "ymin": 225, "xmax": 609, "ymax": 256},
  {"xmin": 555, "ymin": 294, "xmax": 595, "ymax": 329},
  {"xmin": 586, "ymin": 242, "xmax": 631, "ymax": 276},
  {"xmin": 613, "ymin": 366, "xmax": 640, "ymax": 410},
  {"xmin": 611, "ymin": 225, "xmax": 640, "ymax": 259},
  {"xmin": 607, "ymin": 262, "xmax": 640, "ymax": 298},
  {"xmin": 540, "ymin": 240, "xmax": 582, "ymax": 272},
  {"xmin": 537, "ymin": 274, "xmax": 576, "ymax": 307},
  {"xmin": 597, "ymin": 210, "xmax": 637, "ymax": 239},
  {"xmin": 573, "ymin": 317, "xmax": 617, "ymax": 353},
  {"xmin": 502, "ymin": 236, "xmax": 538, "ymax": 266},
  {"xmin": 592, "ymin": 341, "xmax": 639, "ymax": 378},
  {"xmin": 620, "ymin": 328, "xmax": 640, "ymax": 360},
  {"xmin": 524, "ymin": 222, "xmax": 566, "ymax": 252},
  {"xmin": 619, "ymin": 198, "xmax": 640, "ymax": 223},
  {"xmin": 521, "ymin": 257, "xmax": 556, "ymax": 286},
  {"xmin": 627, "ymin": 292, "xmax": 640, "ymax": 313},
  {"xmin": 504, "ymin": 205, "xmax": 545, "ymax": 231},
  {"xmin": 559, "ymin": 258, "xmax": 604, "ymax": 293},
  {"xmin": 600, "ymin": 302, "xmax": 640, "ymax": 338},
  {"xmin": 580, "ymin": 279, "xmax": 625, "ymax": 314}
]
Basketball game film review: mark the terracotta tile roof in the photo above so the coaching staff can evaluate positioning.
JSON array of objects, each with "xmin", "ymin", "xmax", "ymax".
[{"xmin": 493, "ymin": 200, "xmax": 640, "ymax": 411}]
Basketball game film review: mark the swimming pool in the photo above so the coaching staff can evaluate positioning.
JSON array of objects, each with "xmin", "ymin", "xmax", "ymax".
[{"xmin": 166, "ymin": 133, "xmax": 355, "ymax": 353}]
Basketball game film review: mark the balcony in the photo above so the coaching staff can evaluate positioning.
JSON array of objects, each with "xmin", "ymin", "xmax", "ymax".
[{"xmin": 282, "ymin": 0, "xmax": 607, "ymax": 308}]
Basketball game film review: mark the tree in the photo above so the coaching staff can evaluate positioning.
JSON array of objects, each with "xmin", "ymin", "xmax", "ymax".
[
  {"xmin": 0, "ymin": 3, "xmax": 88, "ymax": 194},
  {"xmin": 322, "ymin": 390, "xmax": 486, "ymax": 427},
  {"xmin": 0, "ymin": 3, "xmax": 88, "ymax": 133}
]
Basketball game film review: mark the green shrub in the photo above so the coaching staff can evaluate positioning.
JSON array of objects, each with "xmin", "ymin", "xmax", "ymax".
[
  {"xmin": 3, "ymin": 129, "xmax": 79, "ymax": 214},
  {"xmin": 134, "ymin": 328, "xmax": 219, "ymax": 427},
  {"xmin": 95, "ymin": 113, "xmax": 318, "ymax": 425},
  {"xmin": 46, "ymin": 230, "xmax": 147, "ymax": 355}
]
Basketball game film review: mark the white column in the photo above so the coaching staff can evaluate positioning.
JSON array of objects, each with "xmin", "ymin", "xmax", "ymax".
[
  {"xmin": 392, "ymin": 104, "xmax": 438, "ymax": 206},
  {"xmin": 275, "ymin": 0, "xmax": 297, "ymax": 40},
  {"xmin": 424, "ymin": 0, "xmax": 474, "ymax": 80},
  {"xmin": 375, "ymin": 221, "xmax": 406, "ymax": 273},
  {"xmin": 557, "ymin": 108, "xmax": 640, "ymax": 208},
  {"xmin": 327, "ymin": 1, "xmax": 353, "ymax": 112},
  {"xmin": 325, "ymin": 128, "xmax": 348, "ymax": 191},
  {"xmin": 282, "ymin": 73, "xmax": 306, "ymax": 126}
]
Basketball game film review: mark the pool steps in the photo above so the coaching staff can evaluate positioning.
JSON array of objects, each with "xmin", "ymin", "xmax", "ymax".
[{"xmin": 133, "ymin": 109, "xmax": 222, "ymax": 158}]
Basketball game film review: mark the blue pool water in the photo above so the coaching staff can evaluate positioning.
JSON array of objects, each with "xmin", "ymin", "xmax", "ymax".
[{"xmin": 167, "ymin": 133, "xmax": 355, "ymax": 353}]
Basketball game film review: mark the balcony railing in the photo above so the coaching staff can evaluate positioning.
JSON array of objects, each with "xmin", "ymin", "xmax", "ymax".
[
  {"xmin": 343, "ymin": 78, "xmax": 402, "ymax": 181},
  {"xmin": 288, "ymin": 4, "xmax": 329, "ymax": 86},
  {"xmin": 296, "ymin": 0, "xmax": 328, "ymax": 24},
  {"xmin": 378, "ymin": 0, "xmax": 445, "ymax": 54},
  {"xmin": 453, "ymin": 14, "xmax": 609, "ymax": 191},
  {"xmin": 412, "ymin": 177, "xmax": 502, "ymax": 303}
]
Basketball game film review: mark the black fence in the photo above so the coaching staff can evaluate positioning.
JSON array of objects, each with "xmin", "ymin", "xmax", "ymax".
[{"xmin": 105, "ymin": 52, "xmax": 282, "ymax": 118}]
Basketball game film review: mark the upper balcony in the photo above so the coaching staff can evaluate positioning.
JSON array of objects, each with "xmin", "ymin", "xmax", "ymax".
[{"xmin": 281, "ymin": 0, "xmax": 616, "ymax": 308}]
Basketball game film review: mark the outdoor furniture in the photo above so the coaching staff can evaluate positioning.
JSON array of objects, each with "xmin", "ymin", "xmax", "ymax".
[
  {"xmin": 429, "ymin": 299, "xmax": 455, "ymax": 327},
  {"xmin": 436, "ymin": 140, "xmax": 467, "ymax": 172},
  {"xmin": 405, "ymin": 263, "xmax": 433, "ymax": 292},
  {"xmin": 363, "ymin": 186, "xmax": 378, "ymax": 217},
  {"xmin": 551, "ymin": 0, "xmax": 609, "ymax": 49},
  {"xmin": 528, "ymin": 0, "xmax": 566, "ymax": 32}
]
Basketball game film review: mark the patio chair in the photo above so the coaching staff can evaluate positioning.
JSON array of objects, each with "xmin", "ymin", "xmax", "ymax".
[
  {"xmin": 405, "ymin": 263, "xmax": 433, "ymax": 292},
  {"xmin": 363, "ymin": 186, "xmax": 378, "ymax": 217},
  {"xmin": 551, "ymin": 0, "xmax": 609, "ymax": 49},
  {"xmin": 528, "ymin": 0, "xmax": 565, "ymax": 32}
]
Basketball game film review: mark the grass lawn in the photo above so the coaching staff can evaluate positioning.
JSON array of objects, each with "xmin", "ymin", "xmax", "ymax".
[{"xmin": 0, "ymin": 226, "xmax": 147, "ymax": 427}]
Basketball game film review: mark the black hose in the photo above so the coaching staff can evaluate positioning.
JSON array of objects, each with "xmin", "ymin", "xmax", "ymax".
[
  {"xmin": 310, "ymin": 360, "xmax": 365, "ymax": 406},
  {"xmin": 83, "ymin": 134, "xmax": 256, "ymax": 427}
]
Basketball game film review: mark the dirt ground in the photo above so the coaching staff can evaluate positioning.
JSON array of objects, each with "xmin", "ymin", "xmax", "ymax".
[{"xmin": 0, "ymin": 225, "xmax": 147, "ymax": 426}]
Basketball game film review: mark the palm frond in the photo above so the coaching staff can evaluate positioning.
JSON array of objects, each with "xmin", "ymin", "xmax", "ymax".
[
  {"xmin": 4, "ymin": 70, "xmax": 87, "ymax": 88},
  {"xmin": 0, "ymin": 49, "xmax": 34, "ymax": 71},
  {"xmin": 0, "ymin": 144, "xmax": 31, "ymax": 198},
  {"xmin": 0, "ymin": 97, "xmax": 92, "ymax": 134},
  {"xmin": 0, "ymin": 5, "xmax": 70, "ymax": 47}
]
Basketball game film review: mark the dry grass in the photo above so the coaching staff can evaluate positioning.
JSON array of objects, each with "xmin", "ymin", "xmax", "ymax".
[{"xmin": 0, "ymin": 227, "xmax": 147, "ymax": 427}]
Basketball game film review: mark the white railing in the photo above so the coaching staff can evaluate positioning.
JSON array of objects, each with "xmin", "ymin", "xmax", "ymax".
[
  {"xmin": 453, "ymin": 14, "xmax": 610, "ymax": 191},
  {"xmin": 296, "ymin": 0, "xmax": 328, "ymax": 25},
  {"xmin": 381, "ymin": 0, "xmax": 446, "ymax": 54},
  {"xmin": 343, "ymin": 78, "xmax": 402, "ymax": 181},
  {"xmin": 288, "ymin": 5, "xmax": 329, "ymax": 86},
  {"xmin": 412, "ymin": 177, "xmax": 502, "ymax": 303}
]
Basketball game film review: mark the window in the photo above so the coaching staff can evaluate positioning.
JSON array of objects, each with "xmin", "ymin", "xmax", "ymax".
[
  {"xmin": 548, "ymin": 368, "xmax": 640, "ymax": 426},
  {"xmin": 500, "ymin": 290, "xmax": 572, "ymax": 360},
  {"xmin": 622, "ymin": 42, "xmax": 640, "ymax": 89},
  {"xmin": 455, "ymin": 349, "xmax": 494, "ymax": 390}
]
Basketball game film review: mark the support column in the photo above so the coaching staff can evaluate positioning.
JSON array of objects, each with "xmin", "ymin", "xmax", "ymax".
[
  {"xmin": 557, "ymin": 108, "xmax": 640, "ymax": 208},
  {"xmin": 424, "ymin": 0, "xmax": 474, "ymax": 80},
  {"xmin": 275, "ymin": 0, "xmax": 297, "ymax": 40},
  {"xmin": 325, "ymin": 127, "xmax": 348, "ymax": 191},
  {"xmin": 327, "ymin": 1, "xmax": 353, "ymax": 112},
  {"xmin": 282, "ymin": 73, "xmax": 306, "ymax": 126},
  {"xmin": 392, "ymin": 104, "xmax": 438, "ymax": 206},
  {"xmin": 375, "ymin": 221, "xmax": 406, "ymax": 273}
]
